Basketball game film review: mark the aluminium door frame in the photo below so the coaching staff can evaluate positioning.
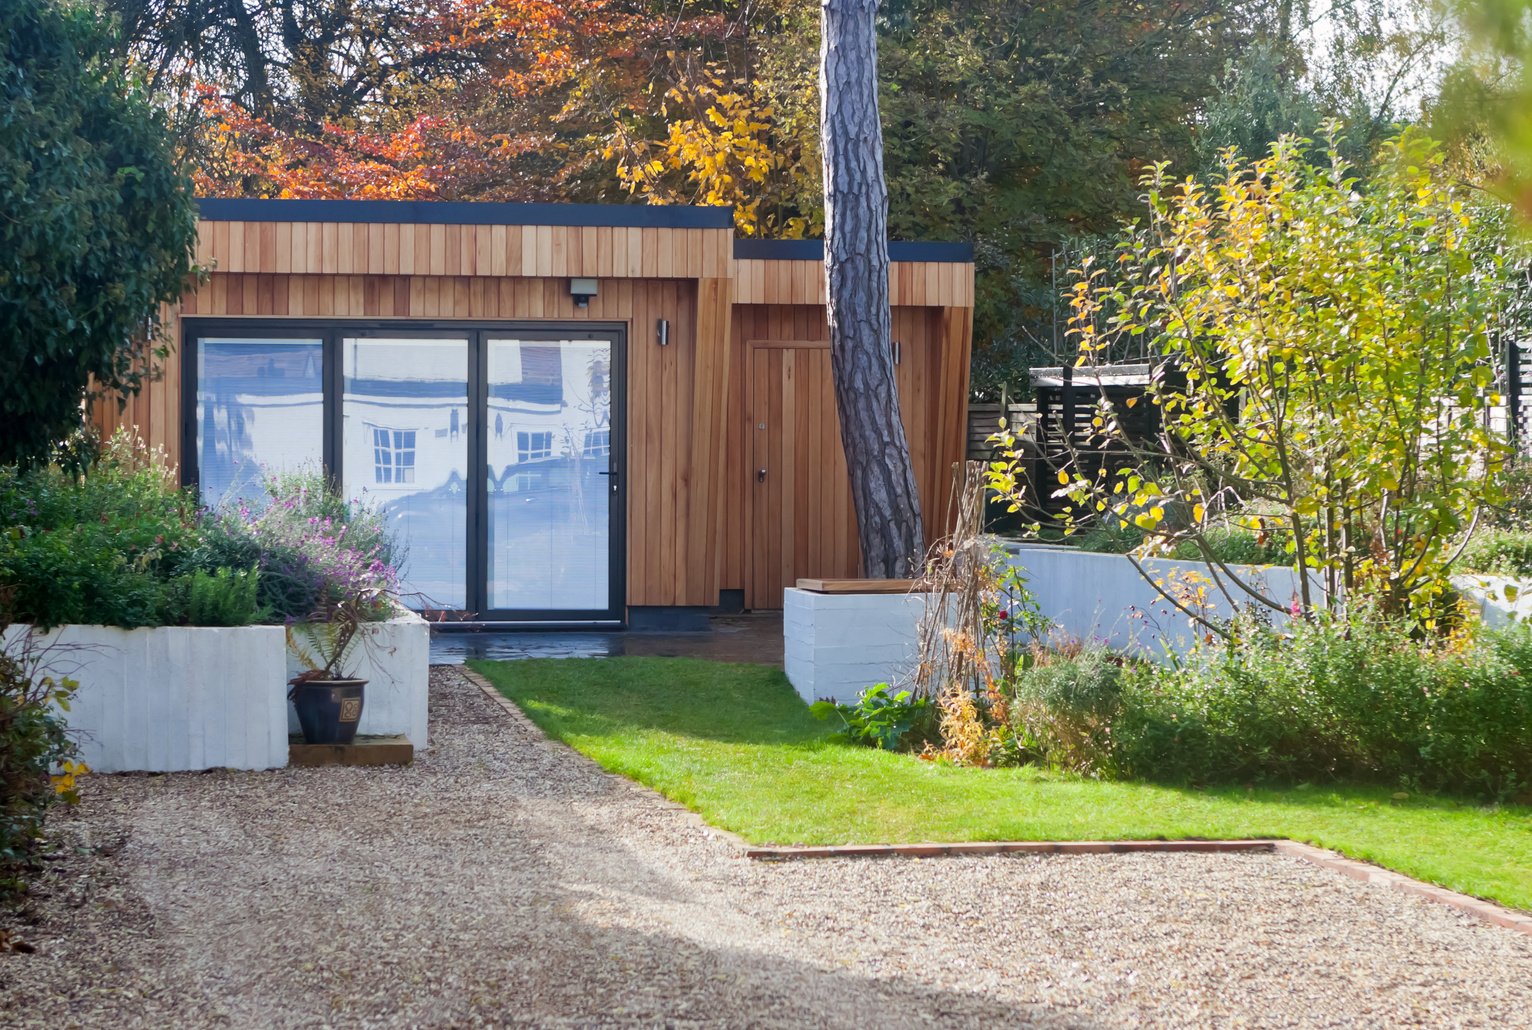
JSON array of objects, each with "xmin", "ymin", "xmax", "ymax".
[{"xmin": 180, "ymin": 317, "xmax": 628, "ymax": 624}]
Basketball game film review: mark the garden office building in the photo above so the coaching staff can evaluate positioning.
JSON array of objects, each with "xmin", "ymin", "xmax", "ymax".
[{"xmin": 95, "ymin": 199, "xmax": 975, "ymax": 626}]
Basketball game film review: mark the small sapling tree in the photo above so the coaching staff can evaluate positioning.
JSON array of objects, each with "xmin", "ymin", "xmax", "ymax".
[{"xmin": 991, "ymin": 130, "xmax": 1520, "ymax": 628}]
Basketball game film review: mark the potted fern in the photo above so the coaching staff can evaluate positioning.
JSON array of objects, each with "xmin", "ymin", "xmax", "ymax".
[{"xmin": 288, "ymin": 591, "xmax": 373, "ymax": 744}]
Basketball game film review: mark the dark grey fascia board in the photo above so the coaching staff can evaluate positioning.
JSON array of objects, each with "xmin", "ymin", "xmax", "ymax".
[
  {"xmin": 197, "ymin": 197, "xmax": 737, "ymax": 229},
  {"xmin": 732, "ymin": 239, "xmax": 973, "ymax": 263}
]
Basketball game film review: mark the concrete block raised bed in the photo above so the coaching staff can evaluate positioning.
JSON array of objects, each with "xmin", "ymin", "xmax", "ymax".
[
  {"xmin": 5, "ymin": 623, "xmax": 289, "ymax": 773},
  {"xmin": 7, "ymin": 608, "xmax": 430, "ymax": 774},
  {"xmin": 998, "ymin": 543, "xmax": 1313, "ymax": 657},
  {"xmin": 784, "ymin": 586, "xmax": 936, "ymax": 704}
]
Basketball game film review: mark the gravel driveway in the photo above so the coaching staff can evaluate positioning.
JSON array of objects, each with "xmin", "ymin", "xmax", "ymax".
[{"xmin": 4, "ymin": 665, "xmax": 1532, "ymax": 1029}]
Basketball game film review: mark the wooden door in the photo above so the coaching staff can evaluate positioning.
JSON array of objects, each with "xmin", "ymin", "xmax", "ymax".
[{"xmin": 747, "ymin": 342, "xmax": 860, "ymax": 609}]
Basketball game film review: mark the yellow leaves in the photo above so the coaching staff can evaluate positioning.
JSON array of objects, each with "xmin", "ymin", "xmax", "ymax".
[
  {"xmin": 51, "ymin": 760, "xmax": 88, "ymax": 800},
  {"xmin": 610, "ymin": 63, "xmax": 782, "ymax": 235},
  {"xmin": 1193, "ymin": 503, "xmax": 1206, "ymax": 522},
  {"xmin": 1056, "ymin": 469, "xmax": 1070, "ymax": 486}
]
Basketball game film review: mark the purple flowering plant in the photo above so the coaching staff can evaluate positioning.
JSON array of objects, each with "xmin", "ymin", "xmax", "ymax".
[{"xmin": 205, "ymin": 469, "xmax": 400, "ymax": 629}]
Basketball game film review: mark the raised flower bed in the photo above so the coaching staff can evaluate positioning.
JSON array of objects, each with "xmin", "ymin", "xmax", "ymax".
[{"xmin": 0, "ymin": 435, "xmax": 427, "ymax": 773}]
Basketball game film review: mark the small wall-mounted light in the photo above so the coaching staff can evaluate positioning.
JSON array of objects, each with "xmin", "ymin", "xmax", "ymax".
[
  {"xmin": 657, "ymin": 318, "xmax": 671, "ymax": 346},
  {"xmin": 569, "ymin": 277, "xmax": 598, "ymax": 308}
]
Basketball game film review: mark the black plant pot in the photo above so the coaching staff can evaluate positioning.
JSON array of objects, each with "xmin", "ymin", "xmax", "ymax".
[{"xmin": 289, "ymin": 678, "xmax": 367, "ymax": 745}]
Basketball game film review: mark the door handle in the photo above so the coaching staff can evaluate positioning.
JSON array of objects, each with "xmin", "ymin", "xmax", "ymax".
[{"xmin": 757, "ymin": 468, "xmax": 767, "ymax": 483}]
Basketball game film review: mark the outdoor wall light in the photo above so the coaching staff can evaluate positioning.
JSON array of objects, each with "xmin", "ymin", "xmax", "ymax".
[
  {"xmin": 657, "ymin": 318, "xmax": 670, "ymax": 346},
  {"xmin": 569, "ymin": 277, "xmax": 599, "ymax": 307}
]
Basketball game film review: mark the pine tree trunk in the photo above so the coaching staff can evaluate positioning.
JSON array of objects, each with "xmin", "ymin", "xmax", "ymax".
[{"xmin": 820, "ymin": 0, "xmax": 925, "ymax": 578}]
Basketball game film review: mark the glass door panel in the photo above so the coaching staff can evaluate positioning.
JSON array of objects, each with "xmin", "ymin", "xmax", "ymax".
[
  {"xmin": 486, "ymin": 338, "xmax": 614, "ymax": 612},
  {"xmin": 195, "ymin": 336, "xmax": 324, "ymax": 505},
  {"xmin": 342, "ymin": 336, "xmax": 470, "ymax": 610}
]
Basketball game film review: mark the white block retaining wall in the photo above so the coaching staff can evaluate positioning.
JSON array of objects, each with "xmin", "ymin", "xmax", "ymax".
[
  {"xmin": 783, "ymin": 548, "xmax": 1532, "ymax": 704},
  {"xmin": 784, "ymin": 544, "xmax": 1315, "ymax": 703},
  {"xmin": 5, "ymin": 624, "xmax": 289, "ymax": 773},
  {"xmin": 783, "ymin": 589, "xmax": 935, "ymax": 704},
  {"xmin": 5, "ymin": 609, "xmax": 430, "ymax": 774},
  {"xmin": 1000, "ymin": 543, "xmax": 1314, "ymax": 657},
  {"xmin": 1455, "ymin": 574, "xmax": 1532, "ymax": 629}
]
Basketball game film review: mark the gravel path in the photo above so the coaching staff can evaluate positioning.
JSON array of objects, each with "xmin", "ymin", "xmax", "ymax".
[{"xmin": 4, "ymin": 665, "xmax": 1532, "ymax": 1029}]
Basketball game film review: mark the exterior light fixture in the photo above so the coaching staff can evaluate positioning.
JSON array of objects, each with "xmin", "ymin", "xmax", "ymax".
[
  {"xmin": 657, "ymin": 318, "xmax": 670, "ymax": 346},
  {"xmin": 569, "ymin": 277, "xmax": 598, "ymax": 307}
]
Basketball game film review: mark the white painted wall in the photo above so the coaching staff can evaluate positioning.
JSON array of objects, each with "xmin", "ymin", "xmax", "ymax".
[
  {"xmin": 784, "ymin": 544, "xmax": 1315, "ymax": 702},
  {"xmin": 999, "ymin": 543, "xmax": 1314, "ymax": 658},
  {"xmin": 784, "ymin": 549, "xmax": 1532, "ymax": 704},
  {"xmin": 284, "ymin": 609, "xmax": 431, "ymax": 746},
  {"xmin": 1455, "ymin": 573, "xmax": 1532, "ymax": 628},
  {"xmin": 783, "ymin": 589, "xmax": 936, "ymax": 704},
  {"xmin": 5, "ymin": 624, "xmax": 289, "ymax": 773}
]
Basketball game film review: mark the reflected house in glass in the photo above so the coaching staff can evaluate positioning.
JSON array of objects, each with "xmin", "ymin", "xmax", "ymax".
[{"xmin": 97, "ymin": 200, "xmax": 975, "ymax": 626}]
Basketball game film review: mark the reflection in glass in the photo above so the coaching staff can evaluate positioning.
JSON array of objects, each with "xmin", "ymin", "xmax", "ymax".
[
  {"xmin": 487, "ymin": 339, "xmax": 612, "ymax": 611},
  {"xmin": 195, "ymin": 338, "xmax": 324, "ymax": 506},
  {"xmin": 342, "ymin": 337, "xmax": 469, "ymax": 610}
]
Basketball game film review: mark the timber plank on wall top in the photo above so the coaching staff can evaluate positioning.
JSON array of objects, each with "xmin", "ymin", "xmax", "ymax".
[{"xmin": 96, "ymin": 212, "xmax": 974, "ymax": 613}]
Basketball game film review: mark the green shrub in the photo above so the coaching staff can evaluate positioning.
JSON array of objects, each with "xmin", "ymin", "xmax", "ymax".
[
  {"xmin": 0, "ymin": 631, "xmax": 80, "ymax": 901},
  {"xmin": 207, "ymin": 470, "xmax": 400, "ymax": 622},
  {"xmin": 994, "ymin": 615, "xmax": 1532, "ymax": 800},
  {"xmin": 1002, "ymin": 642, "xmax": 1133, "ymax": 774},
  {"xmin": 1490, "ymin": 462, "xmax": 1532, "ymax": 531},
  {"xmin": 1113, "ymin": 617, "xmax": 1532, "ymax": 799},
  {"xmin": 185, "ymin": 567, "xmax": 266, "ymax": 627},
  {"xmin": 811, "ymin": 684, "xmax": 936, "ymax": 751},
  {"xmin": 0, "ymin": 437, "xmax": 398, "ymax": 629},
  {"xmin": 1170, "ymin": 526, "xmax": 1290, "ymax": 567},
  {"xmin": 1457, "ymin": 530, "xmax": 1532, "ymax": 578},
  {"xmin": 0, "ymin": 435, "xmax": 199, "ymax": 628},
  {"xmin": 1072, "ymin": 521, "xmax": 1146, "ymax": 554}
]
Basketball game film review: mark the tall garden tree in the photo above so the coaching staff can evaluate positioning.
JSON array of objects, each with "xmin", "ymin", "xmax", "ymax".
[
  {"xmin": 0, "ymin": 0, "xmax": 198, "ymax": 465},
  {"xmin": 820, "ymin": 0, "xmax": 924, "ymax": 577}
]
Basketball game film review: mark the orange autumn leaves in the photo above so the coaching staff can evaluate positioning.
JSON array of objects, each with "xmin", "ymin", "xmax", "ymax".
[{"xmin": 193, "ymin": 0, "xmax": 741, "ymax": 205}]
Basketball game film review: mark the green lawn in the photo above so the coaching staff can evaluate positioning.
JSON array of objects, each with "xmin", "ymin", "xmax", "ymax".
[{"xmin": 469, "ymin": 656, "xmax": 1532, "ymax": 912}]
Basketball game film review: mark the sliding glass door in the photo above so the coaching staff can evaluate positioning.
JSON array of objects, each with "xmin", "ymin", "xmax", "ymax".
[
  {"xmin": 484, "ymin": 337, "xmax": 616, "ymax": 614},
  {"xmin": 186, "ymin": 321, "xmax": 624, "ymax": 622},
  {"xmin": 341, "ymin": 334, "xmax": 470, "ymax": 611},
  {"xmin": 192, "ymin": 334, "xmax": 324, "ymax": 506}
]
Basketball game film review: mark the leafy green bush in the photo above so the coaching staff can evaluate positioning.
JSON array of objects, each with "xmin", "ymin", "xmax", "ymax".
[
  {"xmin": 1111, "ymin": 617, "xmax": 1532, "ymax": 799},
  {"xmin": 207, "ymin": 470, "xmax": 399, "ymax": 622},
  {"xmin": 0, "ymin": 435, "xmax": 199, "ymax": 628},
  {"xmin": 0, "ymin": 437, "xmax": 398, "ymax": 628},
  {"xmin": 0, "ymin": 630, "xmax": 80, "ymax": 900},
  {"xmin": 811, "ymin": 684, "xmax": 936, "ymax": 751},
  {"xmin": 1457, "ymin": 530, "xmax": 1532, "ymax": 578},
  {"xmin": 1029, "ymin": 521, "xmax": 1289, "ymax": 566},
  {"xmin": 0, "ymin": 0, "xmax": 198, "ymax": 466},
  {"xmin": 1169, "ymin": 526, "xmax": 1290, "ymax": 567},
  {"xmin": 995, "ymin": 616, "xmax": 1532, "ymax": 800},
  {"xmin": 185, "ymin": 568, "xmax": 266, "ymax": 627},
  {"xmin": 1002, "ymin": 643, "xmax": 1134, "ymax": 774}
]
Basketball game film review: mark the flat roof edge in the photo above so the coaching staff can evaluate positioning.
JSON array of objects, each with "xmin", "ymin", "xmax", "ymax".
[{"xmin": 197, "ymin": 198, "xmax": 737, "ymax": 229}]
